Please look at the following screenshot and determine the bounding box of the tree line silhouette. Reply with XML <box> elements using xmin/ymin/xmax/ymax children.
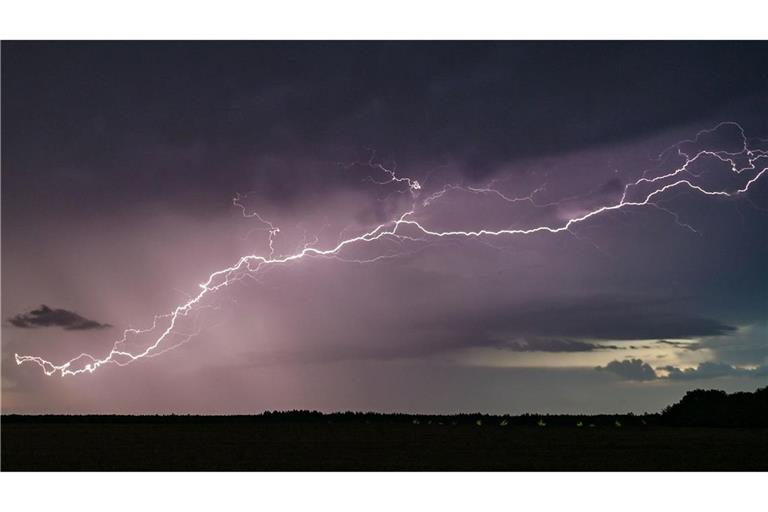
<box><xmin>660</xmin><ymin>386</ymin><xmax>767</xmax><ymax>427</ymax></box>
<box><xmin>4</xmin><ymin>386</ymin><xmax>766</xmax><ymax>427</ymax></box>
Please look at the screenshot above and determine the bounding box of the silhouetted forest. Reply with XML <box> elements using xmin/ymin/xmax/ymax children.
<box><xmin>660</xmin><ymin>386</ymin><xmax>768</xmax><ymax>427</ymax></box>
<box><xmin>3</xmin><ymin>387</ymin><xmax>767</xmax><ymax>471</ymax></box>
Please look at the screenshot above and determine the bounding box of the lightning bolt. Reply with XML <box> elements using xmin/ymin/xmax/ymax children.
<box><xmin>15</xmin><ymin>122</ymin><xmax>767</xmax><ymax>376</ymax></box>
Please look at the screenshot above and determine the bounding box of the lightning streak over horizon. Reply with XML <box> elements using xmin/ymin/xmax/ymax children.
<box><xmin>15</xmin><ymin>123</ymin><xmax>768</xmax><ymax>376</ymax></box>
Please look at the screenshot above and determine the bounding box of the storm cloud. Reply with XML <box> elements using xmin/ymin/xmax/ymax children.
<box><xmin>411</xmin><ymin>296</ymin><xmax>738</xmax><ymax>347</ymax></box>
<box><xmin>597</xmin><ymin>359</ymin><xmax>658</xmax><ymax>381</ymax></box>
<box><xmin>2</xmin><ymin>41</ymin><xmax>767</xmax><ymax>413</ymax></box>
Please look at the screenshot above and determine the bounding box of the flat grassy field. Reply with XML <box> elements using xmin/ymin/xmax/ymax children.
<box><xmin>3</xmin><ymin>416</ymin><xmax>767</xmax><ymax>470</ymax></box>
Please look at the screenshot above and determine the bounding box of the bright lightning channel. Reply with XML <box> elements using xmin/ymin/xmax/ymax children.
<box><xmin>15</xmin><ymin>122</ymin><xmax>768</xmax><ymax>376</ymax></box>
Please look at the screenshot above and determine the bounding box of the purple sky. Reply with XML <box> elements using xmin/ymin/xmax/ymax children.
<box><xmin>2</xmin><ymin>42</ymin><xmax>767</xmax><ymax>413</ymax></box>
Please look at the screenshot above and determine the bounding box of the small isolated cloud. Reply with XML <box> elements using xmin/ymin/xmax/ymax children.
<box><xmin>8</xmin><ymin>305</ymin><xmax>111</xmax><ymax>331</ymax></box>
<box><xmin>597</xmin><ymin>358</ymin><xmax>658</xmax><ymax>381</ymax></box>
<box><xmin>656</xmin><ymin>339</ymin><xmax>702</xmax><ymax>350</ymax></box>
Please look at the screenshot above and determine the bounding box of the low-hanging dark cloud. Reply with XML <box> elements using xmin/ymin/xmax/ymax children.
<box><xmin>495</xmin><ymin>338</ymin><xmax>621</xmax><ymax>352</ymax></box>
<box><xmin>660</xmin><ymin>362</ymin><xmax>768</xmax><ymax>380</ymax></box>
<box><xmin>599</xmin><ymin>358</ymin><xmax>768</xmax><ymax>382</ymax></box>
<box><xmin>418</xmin><ymin>296</ymin><xmax>738</xmax><ymax>344</ymax></box>
<box><xmin>656</xmin><ymin>339</ymin><xmax>703</xmax><ymax>350</ymax></box>
<box><xmin>8</xmin><ymin>305</ymin><xmax>111</xmax><ymax>331</ymax></box>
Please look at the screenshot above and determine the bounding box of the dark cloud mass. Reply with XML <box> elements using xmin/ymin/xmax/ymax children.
<box><xmin>2</xmin><ymin>41</ymin><xmax>767</xmax><ymax>413</ymax></box>
<box><xmin>423</xmin><ymin>297</ymin><xmax>738</xmax><ymax>343</ymax></box>
<box><xmin>8</xmin><ymin>305</ymin><xmax>111</xmax><ymax>331</ymax></box>
<box><xmin>3</xmin><ymin>41</ymin><xmax>768</xmax><ymax>217</ymax></box>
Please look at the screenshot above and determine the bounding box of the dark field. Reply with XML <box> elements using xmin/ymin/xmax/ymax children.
<box><xmin>3</xmin><ymin>415</ymin><xmax>767</xmax><ymax>471</ymax></box>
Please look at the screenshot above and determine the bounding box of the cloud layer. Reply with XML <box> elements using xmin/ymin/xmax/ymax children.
<box><xmin>599</xmin><ymin>358</ymin><xmax>768</xmax><ymax>382</ymax></box>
